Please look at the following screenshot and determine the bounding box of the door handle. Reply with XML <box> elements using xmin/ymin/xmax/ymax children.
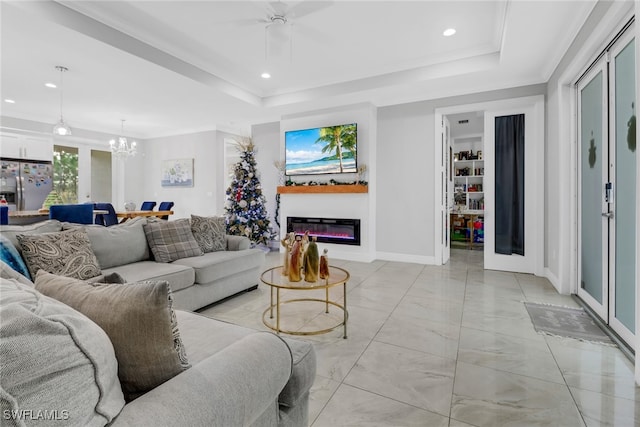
<box><xmin>602</xmin><ymin>212</ymin><xmax>614</xmax><ymax>219</ymax></box>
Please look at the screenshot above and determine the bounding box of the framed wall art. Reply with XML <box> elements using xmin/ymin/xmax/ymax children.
<box><xmin>161</xmin><ymin>158</ymin><xmax>194</xmax><ymax>187</ymax></box>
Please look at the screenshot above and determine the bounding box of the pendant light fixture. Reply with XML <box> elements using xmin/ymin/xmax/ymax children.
<box><xmin>109</xmin><ymin>119</ymin><xmax>137</xmax><ymax>159</ymax></box>
<box><xmin>52</xmin><ymin>65</ymin><xmax>72</xmax><ymax>136</ymax></box>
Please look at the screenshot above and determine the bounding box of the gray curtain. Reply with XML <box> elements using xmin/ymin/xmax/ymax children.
<box><xmin>495</xmin><ymin>114</ymin><xmax>525</xmax><ymax>256</ymax></box>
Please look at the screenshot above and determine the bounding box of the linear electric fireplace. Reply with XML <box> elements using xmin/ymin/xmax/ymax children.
<box><xmin>287</xmin><ymin>217</ymin><xmax>361</xmax><ymax>246</ymax></box>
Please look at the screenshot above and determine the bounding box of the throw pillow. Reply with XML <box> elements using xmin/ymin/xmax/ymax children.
<box><xmin>1</xmin><ymin>278</ymin><xmax>125</xmax><ymax>424</ymax></box>
<box><xmin>0</xmin><ymin>234</ymin><xmax>31</xmax><ymax>280</ymax></box>
<box><xmin>190</xmin><ymin>214</ymin><xmax>226</xmax><ymax>253</ymax></box>
<box><xmin>143</xmin><ymin>218</ymin><xmax>203</xmax><ymax>263</ymax></box>
<box><xmin>16</xmin><ymin>228</ymin><xmax>102</xmax><ymax>280</ymax></box>
<box><xmin>34</xmin><ymin>271</ymin><xmax>191</xmax><ymax>402</ymax></box>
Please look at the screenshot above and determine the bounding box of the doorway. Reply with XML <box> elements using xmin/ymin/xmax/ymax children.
<box><xmin>435</xmin><ymin>96</ymin><xmax>545</xmax><ymax>275</ymax></box>
<box><xmin>446</xmin><ymin>111</ymin><xmax>485</xmax><ymax>252</ymax></box>
<box><xmin>576</xmin><ymin>25</ymin><xmax>636</xmax><ymax>346</ymax></box>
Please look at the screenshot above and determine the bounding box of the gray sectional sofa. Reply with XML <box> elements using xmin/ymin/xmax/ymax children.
<box><xmin>1</xmin><ymin>217</ymin><xmax>266</xmax><ymax>311</ymax></box>
<box><xmin>0</xmin><ymin>217</ymin><xmax>317</xmax><ymax>426</ymax></box>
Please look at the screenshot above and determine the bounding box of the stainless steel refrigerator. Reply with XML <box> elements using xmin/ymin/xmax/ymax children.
<box><xmin>0</xmin><ymin>159</ymin><xmax>53</xmax><ymax>211</ymax></box>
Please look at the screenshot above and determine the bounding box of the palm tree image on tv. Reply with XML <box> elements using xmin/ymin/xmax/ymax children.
<box><xmin>285</xmin><ymin>123</ymin><xmax>357</xmax><ymax>175</ymax></box>
<box><xmin>315</xmin><ymin>124</ymin><xmax>357</xmax><ymax>173</ymax></box>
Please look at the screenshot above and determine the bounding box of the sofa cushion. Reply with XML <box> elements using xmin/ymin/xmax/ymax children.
<box><xmin>69</xmin><ymin>218</ymin><xmax>150</xmax><ymax>268</ymax></box>
<box><xmin>172</xmin><ymin>248</ymin><xmax>264</xmax><ymax>284</ymax></box>
<box><xmin>0</xmin><ymin>219</ymin><xmax>62</xmax><ymax>253</ymax></box>
<box><xmin>278</xmin><ymin>337</ymin><xmax>317</xmax><ymax>407</ymax></box>
<box><xmin>17</xmin><ymin>228</ymin><xmax>102</xmax><ymax>280</ymax></box>
<box><xmin>190</xmin><ymin>214</ymin><xmax>226</xmax><ymax>253</ymax></box>
<box><xmin>0</xmin><ymin>234</ymin><xmax>30</xmax><ymax>279</ymax></box>
<box><xmin>144</xmin><ymin>218</ymin><xmax>203</xmax><ymax>263</ymax></box>
<box><xmin>0</xmin><ymin>278</ymin><xmax>125</xmax><ymax>424</ymax></box>
<box><xmin>102</xmin><ymin>261</ymin><xmax>195</xmax><ymax>292</ymax></box>
<box><xmin>34</xmin><ymin>271</ymin><xmax>191</xmax><ymax>402</ymax></box>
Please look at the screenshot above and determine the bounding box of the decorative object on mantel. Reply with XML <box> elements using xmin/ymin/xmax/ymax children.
<box><xmin>52</xmin><ymin>66</ymin><xmax>72</xmax><ymax>136</ymax></box>
<box><xmin>273</xmin><ymin>160</ymin><xmax>286</xmax><ymax>186</ymax></box>
<box><xmin>225</xmin><ymin>137</ymin><xmax>273</xmax><ymax>246</ymax></box>
<box><xmin>161</xmin><ymin>158</ymin><xmax>193</xmax><ymax>187</ymax></box>
<box><xmin>277</xmin><ymin>184</ymin><xmax>368</xmax><ymax>194</ymax></box>
<box><xmin>109</xmin><ymin>119</ymin><xmax>137</xmax><ymax>159</ymax></box>
<box><xmin>319</xmin><ymin>248</ymin><xmax>329</xmax><ymax>279</ymax></box>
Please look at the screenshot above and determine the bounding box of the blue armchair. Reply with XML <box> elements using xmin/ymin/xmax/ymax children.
<box><xmin>49</xmin><ymin>204</ymin><xmax>94</xmax><ymax>224</ymax></box>
<box><xmin>158</xmin><ymin>202</ymin><xmax>174</xmax><ymax>220</ymax></box>
<box><xmin>94</xmin><ymin>203</ymin><xmax>119</xmax><ymax>227</ymax></box>
<box><xmin>140</xmin><ymin>201</ymin><xmax>156</xmax><ymax>211</ymax></box>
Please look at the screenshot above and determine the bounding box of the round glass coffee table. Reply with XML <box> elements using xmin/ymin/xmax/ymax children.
<box><xmin>260</xmin><ymin>265</ymin><xmax>349</xmax><ymax>339</ymax></box>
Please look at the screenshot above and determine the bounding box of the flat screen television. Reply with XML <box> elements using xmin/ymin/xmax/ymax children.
<box><xmin>285</xmin><ymin>123</ymin><xmax>357</xmax><ymax>176</ymax></box>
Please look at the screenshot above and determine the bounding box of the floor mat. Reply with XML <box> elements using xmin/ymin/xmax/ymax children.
<box><xmin>524</xmin><ymin>302</ymin><xmax>615</xmax><ymax>345</ymax></box>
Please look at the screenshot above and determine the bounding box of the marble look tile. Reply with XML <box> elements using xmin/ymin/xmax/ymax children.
<box><xmin>449</xmin><ymin>419</ymin><xmax>480</xmax><ymax>427</ymax></box>
<box><xmin>346</xmin><ymin>284</ymin><xmax>405</xmax><ymax>313</ymax></box>
<box><xmin>311</xmin><ymin>334</ymin><xmax>372</xmax><ymax>382</ymax></box>
<box><xmin>546</xmin><ymin>336</ymin><xmax>640</xmax><ymax>402</ymax></box>
<box><xmin>344</xmin><ymin>341</ymin><xmax>456</xmax><ymax>416</ymax></box>
<box><xmin>451</xmin><ymin>362</ymin><xmax>585</xmax><ymax>427</ymax></box>
<box><xmin>393</xmin><ymin>293</ymin><xmax>464</xmax><ymax>325</ymax></box>
<box><xmin>461</xmin><ymin>306</ymin><xmax>544</xmax><ymax>342</ymax></box>
<box><xmin>569</xmin><ymin>387</ymin><xmax>640</xmax><ymax>427</ymax></box>
<box><xmin>457</xmin><ymin>327</ymin><xmax>564</xmax><ymax>384</ymax></box>
<box><xmin>374</xmin><ymin>311</ymin><xmax>460</xmax><ymax>360</ymax></box>
<box><xmin>308</xmin><ymin>375</ymin><xmax>340</xmax><ymax>425</ymax></box>
<box><xmin>311</xmin><ymin>384</ymin><xmax>449</xmax><ymax>427</ymax></box>
<box><xmin>465</xmin><ymin>270</ymin><xmax>520</xmax><ymax>289</ymax></box>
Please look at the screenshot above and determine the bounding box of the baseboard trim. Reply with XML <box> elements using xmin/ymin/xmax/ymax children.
<box><xmin>544</xmin><ymin>268</ymin><xmax>562</xmax><ymax>294</ymax></box>
<box><xmin>375</xmin><ymin>252</ymin><xmax>437</xmax><ymax>265</ymax></box>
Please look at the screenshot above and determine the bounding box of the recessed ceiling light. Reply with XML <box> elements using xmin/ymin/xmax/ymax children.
<box><xmin>261</xmin><ymin>72</ymin><xmax>271</xmax><ymax>79</ymax></box>
<box><xmin>4</xmin><ymin>99</ymin><xmax>15</xmax><ymax>104</ymax></box>
<box><xmin>45</xmin><ymin>82</ymin><xmax>57</xmax><ymax>88</ymax></box>
<box><xmin>443</xmin><ymin>28</ymin><xmax>456</xmax><ymax>37</ymax></box>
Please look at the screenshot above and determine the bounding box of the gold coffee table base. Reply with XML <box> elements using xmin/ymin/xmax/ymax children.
<box><xmin>262</xmin><ymin>298</ymin><xmax>349</xmax><ymax>337</ymax></box>
<box><xmin>260</xmin><ymin>266</ymin><xmax>350</xmax><ymax>339</ymax></box>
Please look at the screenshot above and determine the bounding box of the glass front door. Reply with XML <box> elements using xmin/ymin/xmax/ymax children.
<box><xmin>577</xmin><ymin>28</ymin><xmax>636</xmax><ymax>346</ymax></box>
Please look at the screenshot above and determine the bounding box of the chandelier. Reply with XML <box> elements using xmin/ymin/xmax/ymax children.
<box><xmin>109</xmin><ymin>119</ymin><xmax>137</xmax><ymax>159</ymax></box>
<box><xmin>52</xmin><ymin>66</ymin><xmax>72</xmax><ymax>136</ymax></box>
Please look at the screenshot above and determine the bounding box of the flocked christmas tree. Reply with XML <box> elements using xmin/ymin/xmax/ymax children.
<box><xmin>225</xmin><ymin>138</ymin><xmax>272</xmax><ymax>246</ymax></box>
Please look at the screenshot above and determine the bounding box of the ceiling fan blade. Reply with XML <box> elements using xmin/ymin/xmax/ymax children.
<box><xmin>212</xmin><ymin>18</ymin><xmax>265</xmax><ymax>29</ymax></box>
<box><xmin>287</xmin><ymin>1</ymin><xmax>333</xmax><ymax>20</ymax></box>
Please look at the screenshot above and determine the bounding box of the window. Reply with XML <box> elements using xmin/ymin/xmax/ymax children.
<box><xmin>53</xmin><ymin>145</ymin><xmax>78</xmax><ymax>203</ymax></box>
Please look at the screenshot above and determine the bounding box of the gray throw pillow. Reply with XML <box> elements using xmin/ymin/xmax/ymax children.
<box><xmin>17</xmin><ymin>228</ymin><xmax>102</xmax><ymax>280</ymax></box>
<box><xmin>143</xmin><ymin>218</ymin><xmax>203</xmax><ymax>263</ymax></box>
<box><xmin>34</xmin><ymin>271</ymin><xmax>191</xmax><ymax>402</ymax></box>
<box><xmin>1</xmin><ymin>277</ymin><xmax>125</xmax><ymax>423</ymax></box>
<box><xmin>190</xmin><ymin>214</ymin><xmax>226</xmax><ymax>253</ymax></box>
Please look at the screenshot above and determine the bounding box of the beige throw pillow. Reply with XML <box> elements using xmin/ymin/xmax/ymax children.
<box><xmin>143</xmin><ymin>218</ymin><xmax>203</xmax><ymax>263</ymax></box>
<box><xmin>17</xmin><ymin>228</ymin><xmax>102</xmax><ymax>280</ymax></box>
<box><xmin>34</xmin><ymin>271</ymin><xmax>191</xmax><ymax>402</ymax></box>
<box><xmin>190</xmin><ymin>214</ymin><xmax>227</xmax><ymax>253</ymax></box>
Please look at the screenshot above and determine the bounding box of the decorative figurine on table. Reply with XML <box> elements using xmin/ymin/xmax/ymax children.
<box><xmin>289</xmin><ymin>235</ymin><xmax>303</xmax><ymax>282</ymax></box>
<box><xmin>319</xmin><ymin>248</ymin><xmax>329</xmax><ymax>279</ymax></box>
<box><xmin>303</xmin><ymin>236</ymin><xmax>319</xmax><ymax>283</ymax></box>
<box><xmin>301</xmin><ymin>230</ymin><xmax>310</xmax><ymax>251</ymax></box>
<box><xmin>281</xmin><ymin>232</ymin><xmax>295</xmax><ymax>276</ymax></box>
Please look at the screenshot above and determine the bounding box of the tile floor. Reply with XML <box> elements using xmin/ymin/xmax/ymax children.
<box><xmin>199</xmin><ymin>249</ymin><xmax>640</xmax><ymax>426</ymax></box>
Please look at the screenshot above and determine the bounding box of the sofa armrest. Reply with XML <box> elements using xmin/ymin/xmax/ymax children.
<box><xmin>226</xmin><ymin>235</ymin><xmax>251</xmax><ymax>251</ymax></box>
<box><xmin>111</xmin><ymin>332</ymin><xmax>293</xmax><ymax>427</ymax></box>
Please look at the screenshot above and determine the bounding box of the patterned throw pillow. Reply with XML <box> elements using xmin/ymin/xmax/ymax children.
<box><xmin>34</xmin><ymin>271</ymin><xmax>191</xmax><ymax>402</ymax></box>
<box><xmin>190</xmin><ymin>215</ymin><xmax>226</xmax><ymax>253</ymax></box>
<box><xmin>143</xmin><ymin>218</ymin><xmax>203</xmax><ymax>263</ymax></box>
<box><xmin>17</xmin><ymin>228</ymin><xmax>101</xmax><ymax>280</ymax></box>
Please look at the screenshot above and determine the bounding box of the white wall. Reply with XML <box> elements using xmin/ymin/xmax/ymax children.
<box><xmin>252</xmin><ymin>121</ymin><xmax>281</xmax><ymax>235</ymax></box>
<box><xmin>278</xmin><ymin>103</ymin><xmax>377</xmax><ymax>262</ymax></box>
<box><xmin>137</xmin><ymin>130</ymin><xmax>224</xmax><ymax>219</ymax></box>
<box><xmin>376</xmin><ymin>85</ymin><xmax>546</xmax><ymax>263</ymax></box>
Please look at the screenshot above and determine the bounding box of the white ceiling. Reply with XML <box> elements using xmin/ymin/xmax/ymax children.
<box><xmin>0</xmin><ymin>1</ymin><xmax>597</xmax><ymax>139</ymax></box>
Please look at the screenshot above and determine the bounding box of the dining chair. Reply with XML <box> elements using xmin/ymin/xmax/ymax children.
<box><xmin>94</xmin><ymin>202</ymin><xmax>119</xmax><ymax>227</ymax></box>
<box><xmin>0</xmin><ymin>206</ymin><xmax>8</xmax><ymax>225</ymax></box>
<box><xmin>49</xmin><ymin>204</ymin><xmax>94</xmax><ymax>224</ymax></box>
<box><xmin>140</xmin><ymin>201</ymin><xmax>156</xmax><ymax>211</ymax></box>
<box><xmin>157</xmin><ymin>202</ymin><xmax>174</xmax><ymax>220</ymax></box>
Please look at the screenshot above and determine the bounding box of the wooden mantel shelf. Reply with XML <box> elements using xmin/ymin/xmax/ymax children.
<box><xmin>277</xmin><ymin>184</ymin><xmax>368</xmax><ymax>194</ymax></box>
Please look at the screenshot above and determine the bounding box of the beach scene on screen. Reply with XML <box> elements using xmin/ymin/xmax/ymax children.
<box><xmin>285</xmin><ymin>123</ymin><xmax>357</xmax><ymax>175</ymax></box>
